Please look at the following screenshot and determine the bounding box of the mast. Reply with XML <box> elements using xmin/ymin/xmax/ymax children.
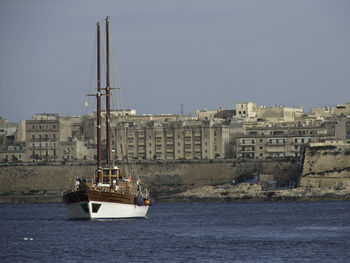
<box><xmin>96</xmin><ymin>22</ymin><xmax>102</xmax><ymax>183</ymax></box>
<box><xmin>105</xmin><ymin>16</ymin><xmax>111</xmax><ymax>168</ymax></box>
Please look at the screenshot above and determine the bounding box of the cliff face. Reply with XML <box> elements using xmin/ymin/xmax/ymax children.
<box><xmin>301</xmin><ymin>145</ymin><xmax>350</xmax><ymax>188</ymax></box>
<box><xmin>0</xmin><ymin>159</ymin><xmax>298</xmax><ymax>202</ymax></box>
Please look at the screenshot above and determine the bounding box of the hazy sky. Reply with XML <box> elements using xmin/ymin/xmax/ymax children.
<box><xmin>1</xmin><ymin>0</ymin><xmax>350</xmax><ymax>122</ymax></box>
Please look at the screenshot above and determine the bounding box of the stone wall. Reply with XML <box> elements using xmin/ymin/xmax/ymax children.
<box><xmin>300</xmin><ymin>145</ymin><xmax>350</xmax><ymax>188</ymax></box>
<box><xmin>0</xmin><ymin>159</ymin><xmax>299</xmax><ymax>201</ymax></box>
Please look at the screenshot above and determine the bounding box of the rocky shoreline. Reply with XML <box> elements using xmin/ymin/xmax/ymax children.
<box><xmin>1</xmin><ymin>182</ymin><xmax>350</xmax><ymax>204</ymax></box>
<box><xmin>159</xmin><ymin>183</ymin><xmax>350</xmax><ymax>203</ymax></box>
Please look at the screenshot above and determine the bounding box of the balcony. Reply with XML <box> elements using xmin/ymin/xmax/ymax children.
<box><xmin>266</xmin><ymin>147</ymin><xmax>286</xmax><ymax>153</ymax></box>
<box><xmin>267</xmin><ymin>138</ymin><xmax>287</xmax><ymax>145</ymax></box>
<box><xmin>194</xmin><ymin>147</ymin><xmax>201</xmax><ymax>152</ymax></box>
<box><xmin>240</xmin><ymin>148</ymin><xmax>255</xmax><ymax>153</ymax></box>
<box><xmin>240</xmin><ymin>139</ymin><xmax>255</xmax><ymax>146</ymax></box>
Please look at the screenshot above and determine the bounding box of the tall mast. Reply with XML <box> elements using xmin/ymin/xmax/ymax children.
<box><xmin>96</xmin><ymin>22</ymin><xmax>102</xmax><ymax>183</ymax></box>
<box><xmin>105</xmin><ymin>16</ymin><xmax>111</xmax><ymax>168</ymax></box>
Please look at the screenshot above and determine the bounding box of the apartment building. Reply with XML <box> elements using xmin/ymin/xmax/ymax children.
<box><xmin>25</xmin><ymin>114</ymin><xmax>60</xmax><ymax>162</ymax></box>
<box><xmin>235</xmin><ymin>124</ymin><xmax>333</xmax><ymax>159</ymax></box>
<box><xmin>112</xmin><ymin>119</ymin><xmax>230</xmax><ymax>161</ymax></box>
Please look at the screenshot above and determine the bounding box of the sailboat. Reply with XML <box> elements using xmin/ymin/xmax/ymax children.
<box><xmin>63</xmin><ymin>17</ymin><xmax>154</xmax><ymax>219</ymax></box>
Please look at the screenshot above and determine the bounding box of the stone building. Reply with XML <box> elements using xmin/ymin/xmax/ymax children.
<box><xmin>25</xmin><ymin>114</ymin><xmax>60</xmax><ymax>162</ymax></box>
<box><xmin>0</xmin><ymin>117</ymin><xmax>27</xmax><ymax>163</ymax></box>
<box><xmin>235</xmin><ymin>123</ymin><xmax>332</xmax><ymax>159</ymax></box>
<box><xmin>195</xmin><ymin>109</ymin><xmax>220</xmax><ymax>120</ymax></box>
<box><xmin>256</xmin><ymin>106</ymin><xmax>303</xmax><ymax>123</ymax></box>
<box><xmin>60</xmin><ymin>140</ymin><xmax>96</xmax><ymax>162</ymax></box>
<box><xmin>236</xmin><ymin>102</ymin><xmax>257</xmax><ymax>119</ymax></box>
<box><xmin>0</xmin><ymin>145</ymin><xmax>27</xmax><ymax>163</ymax></box>
<box><xmin>112</xmin><ymin>119</ymin><xmax>230</xmax><ymax>161</ymax></box>
<box><xmin>235</xmin><ymin>102</ymin><xmax>303</xmax><ymax>123</ymax></box>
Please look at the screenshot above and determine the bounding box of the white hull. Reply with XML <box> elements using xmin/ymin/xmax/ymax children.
<box><xmin>65</xmin><ymin>201</ymin><xmax>149</xmax><ymax>219</ymax></box>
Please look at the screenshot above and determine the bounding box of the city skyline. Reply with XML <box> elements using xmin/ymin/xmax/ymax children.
<box><xmin>1</xmin><ymin>0</ymin><xmax>350</xmax><ymax>122</ymax></box>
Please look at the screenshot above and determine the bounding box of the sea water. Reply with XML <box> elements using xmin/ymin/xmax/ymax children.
<box><xmin>1</xmin><ymin>201</ymin><xmax>350</xmax><ymax>262</ymax></box>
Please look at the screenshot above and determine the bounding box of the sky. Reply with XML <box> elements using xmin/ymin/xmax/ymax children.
<box><xmin>0</xmin><ymin>0</ymin><xmax>350</xmax><ymax>122</ymax></box>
